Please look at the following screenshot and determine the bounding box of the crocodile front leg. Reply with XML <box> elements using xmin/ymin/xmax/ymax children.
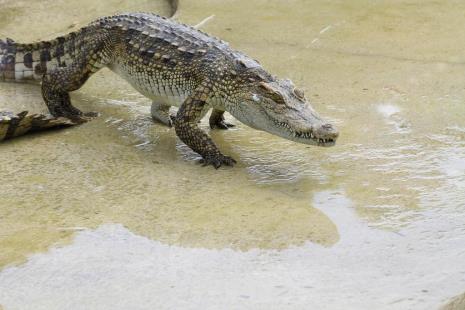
<box><xmin>174</xmin><ymin>89</ymin><xmax>236</xmax><ymax>168</ymax></box>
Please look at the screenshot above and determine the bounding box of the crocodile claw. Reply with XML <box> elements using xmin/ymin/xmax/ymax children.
<box><xmin>167</xmin><ymin>114</ymin><xmax>177</xmax><ymax>127</ymax></box>
<box><xmin>83</xmin><ymin>111</ymin><xmax>100</xmax><ymax>118</ymax></box>
<box><xmin>200</xmin><ymin>154</ymin><xmax>237</xmax><ymax>169</ymax></box>
<box><xmin>66</xmin><ymin>111</ymin><xmax>99</xmax><ymax>124</ymax></box>
<box><xmin>66</xmin><ymin>116</ymin><xmax>88</xmax><ymax>124</ymax></box>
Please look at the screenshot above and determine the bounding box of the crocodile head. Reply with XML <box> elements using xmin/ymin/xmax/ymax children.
<box><xmin>232</xmin><ymin>76</ymin><xmax>339</xmax><ymax>147</ymax></box>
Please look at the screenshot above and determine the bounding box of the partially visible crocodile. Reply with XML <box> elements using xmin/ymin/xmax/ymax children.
<box><xmin>0</xmin><ymin>12</ymin><xmax>339</xmax><ymax>168</ymax></box>
<box><xmin>0</xmin><ymin>111</ymin><xmax>76</xmax><ymax>141</ymax></box>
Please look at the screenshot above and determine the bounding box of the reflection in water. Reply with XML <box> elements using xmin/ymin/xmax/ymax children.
<box><xmin>0</xmin><ymin>191</ymin><xmax>464</xmax><ymax>310</ymax></box>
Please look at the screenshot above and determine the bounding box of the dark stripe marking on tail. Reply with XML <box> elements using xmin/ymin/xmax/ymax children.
<box><xmin>0</xmin><ymin>38</ymin><xmax>16</xmax><ymax>81</ymax></box>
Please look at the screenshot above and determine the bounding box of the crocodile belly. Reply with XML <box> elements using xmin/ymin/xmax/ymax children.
<box><xmin>109</xmin><ymin>63</ymin><xmax>189</xmax><ymax>107</ymax></box>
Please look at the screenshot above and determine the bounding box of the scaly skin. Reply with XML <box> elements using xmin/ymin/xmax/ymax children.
<box><xmin>0</xmin><ymin>111</ymin><xmax>76</xmax><ymax>140</ymax></box>
<box><xmin>0</xmin><ymin>13</ymin><xmax>339</xmax><ymax>168</ymax></box>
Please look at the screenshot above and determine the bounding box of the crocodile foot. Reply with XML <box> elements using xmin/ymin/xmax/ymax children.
<box><xmin>83</xmin><ymin>111</ymin><xmax>100</xmax><ymax>118</ymax></box>
<box><xmin>200</xmin><ymin>154</ymin><xmax>237</xmax><ymax>169</ymax></box>
<box><xmin>151</xmin><ymin>102</ymin><xmax>174</xmax><ymax>127</ymax></box>
<box><xmin>65</xmin><ymin>112</ymin><xmax>98</xmax><ymax>124</ymax></box>
<box><xmin>210</xmin><ymin>120</ymin><xmax>235</xmax><ymax>130</ymax></box>
<box><xmin>209</xmin><ymin>110</ymin><xmax>235</xmax><ymax>130</ymax></box>
<box><xmin>166</xmin><ymin>114</ymin><xmax>177</xmax><ymax>127</ymax></box>
<box><xmin>153</xmin><ymin>116</ymin><xmax>173</xmax><ymax>127</ymax></box>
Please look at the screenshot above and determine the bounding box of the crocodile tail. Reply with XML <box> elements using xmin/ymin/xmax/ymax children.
<box><xmin>0</xmin><ymin>38</ymin><xmax>17</xmax><ymax>81</ymax></box>
<box><xmin>0</xmin><ymin>37</ymin><xmax>54</xmax><ymax>83</ymax></box>
<box><xmin>0</xmin><ymin>111</ymin><xmax>77</xmax><ymax>141</ymax></box>
<box><xmin>0</xmin><ymin>30</ymin><xmax>87</xmax><ymax>83</ymax></box>
<box><xmin>0</xmin><ymin>37</ymin><xmax>63</xmax><ymax>83</ymax></box>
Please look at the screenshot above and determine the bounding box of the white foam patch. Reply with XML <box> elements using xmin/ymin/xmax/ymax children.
<box><xmin>442</xmin><ymin>158</ymin><xmax>465</xmax><ymax>177</ymax></box>
<box><xmin>377</xmin><ymin>103</ymin><xmax>400</xmax><ymax>117</ymax></box>
<box><xmin>376</xmin><ymin>103</ymin><xmax>411</xmax><ymax>132</ymax></box>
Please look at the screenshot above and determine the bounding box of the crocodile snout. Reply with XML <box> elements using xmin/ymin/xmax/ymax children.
<box><xmin>315</xmin><ymin>122</ymin><xmax>339</xmax><ymax>140</ymax></box>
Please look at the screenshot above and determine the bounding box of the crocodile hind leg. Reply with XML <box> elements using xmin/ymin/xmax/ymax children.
<box><xmin>174</xmin><ymin>87</ymin><xmax>236</xmax><ymax>168</ymax></box>
<box><xmin>41</xmin><ymin>56</ymin><xmax>103</xmax><ymax>122</ymax></box>
<box><xmin>151</xmin><ymin>101</ymin><xmax>173</xmax><ymax>127</ymax></box>
<box><xmin>151</xmin><ymin>102</ymin><xmax>211</xmax><ymax>127</ymax></box>
<box><xmin>209</xmin><ymin>109</ymin><xmax>235</xmax><ymax>130</ymax></box>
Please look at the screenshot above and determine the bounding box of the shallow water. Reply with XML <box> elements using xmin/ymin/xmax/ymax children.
<box><xmin>1</xmin><ymin>0</ymin><xmax>465</xmax><ymax>309</ymax></box>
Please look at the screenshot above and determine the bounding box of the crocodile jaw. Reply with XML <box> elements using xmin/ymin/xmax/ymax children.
<box><xmin>232</xmin><ymin>101</ymin><xmax>339</xmax><ymax>147</ymax></box>
<box><xmin>265</xmin><ymin>121</ymin><xmax>339</xmax><ymax>147</ymax></box>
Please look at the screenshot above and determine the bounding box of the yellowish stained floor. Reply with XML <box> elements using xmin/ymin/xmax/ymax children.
<box><xmin>0</xmin><ymin>0</ymin><xmax>464</xmax><ymax>309</ymax></box>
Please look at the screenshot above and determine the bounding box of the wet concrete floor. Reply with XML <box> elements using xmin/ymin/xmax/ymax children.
<box><xmin>0</xmin><ymin>0</ymin><xmax>464</xmax><ymax>309</ymax></box>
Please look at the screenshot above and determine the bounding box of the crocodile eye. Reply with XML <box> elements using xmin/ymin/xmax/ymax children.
<box><xmin>252</xmin><ymin>93</ymin><xmax>260</xmax><ymax>102</ymax></box>
<box><xmin>294</xmin><ymin>88</ymin><xmax>305</xmax><ymax>99</ymax></box>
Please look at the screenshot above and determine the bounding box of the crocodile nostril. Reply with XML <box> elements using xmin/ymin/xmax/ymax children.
<box><xmin>322</xmin><ymin>123</ymin><xmax>334</xmax><ymax>130</ymax></box>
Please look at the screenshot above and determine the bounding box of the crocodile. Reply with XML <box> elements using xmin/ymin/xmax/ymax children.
<box><xmin>0</xmin><ymin>12</ymin><xmax>339</xmax><ymax>168</ymax></box>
